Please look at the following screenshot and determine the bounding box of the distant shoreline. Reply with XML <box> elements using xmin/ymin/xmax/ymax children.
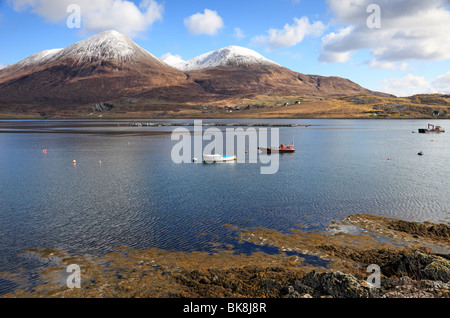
<box><xmin>1</xmin><ymin>117</ymin><xmax>449</xmax><ymax>122</ymax></box>
<box><xmin>0</xmin><ymin>117</ymin><xmax>447</xmax><ymax>136</ymax></box>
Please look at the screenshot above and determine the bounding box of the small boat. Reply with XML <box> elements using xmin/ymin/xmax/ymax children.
<box><xmin>259</xmin><ymin>142</ymin><xmax>295</xmax><ymax>154</ymax></box>
<box><xmin>203</xmin><ymin>154</ymin><xmax>237</xmax><ymax>163</ymax></box>
<box><xmin>418</xmin><ymin>124</ymin><xmax>445</xmax><ymax>134</ymax></box>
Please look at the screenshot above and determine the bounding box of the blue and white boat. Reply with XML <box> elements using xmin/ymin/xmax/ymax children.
<box><xmin>203</xmin><ymin>154</ymin><xmax>237</xmax><ymax>163</ymax></box>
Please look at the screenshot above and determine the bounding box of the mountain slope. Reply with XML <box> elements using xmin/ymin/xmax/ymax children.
<box><xmin>0</xmin><ymin>30</ymin><xmax>389</xmax><ymax>109</ymax></box>
<box><xmin>170</xmin><ymin>46</ymin><xmax>279</xmax><ymax>71</ymax></box>
<box><xmin>186</xmin><ymin>62</ymin><xmax>385</xmax><ymax>97</ymax></box>
<box><xmin>170</xmin><ymin>45</ymin><xmax>387</xmax><ymax>97</ymax></box>
<box><xmin>0</xmin><ymin>30</ymin><xmax>202</xmax><ymax>105</ymax></box>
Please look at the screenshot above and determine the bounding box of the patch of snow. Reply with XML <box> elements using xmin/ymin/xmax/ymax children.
<box><xmin>53</xmin><ymin>30</ymin><xmax>159</xmax><ymax>63</ymax></box>
<box><xmin>161</xmin><ymin>53</ymin><xmax>186</xmax><ymax>70</ymax></box>
<box><xmin>4</xmin><ymin>49</ymin><xmax>63</xmax><ymax>70</ymax></box>
<box><xmin>1</xmin><ymin>33</ymin><xmax>279</xmax><ymax>76</ymax></box>
<box><xmin>1</xmin><ymin>30</ymin><xmax>164</xmax><ymax>75</ymax></box>
<box><xmin>179</xmin><ymin>46</ymin><xmax>279</xmax><ymax>71</ymax></box>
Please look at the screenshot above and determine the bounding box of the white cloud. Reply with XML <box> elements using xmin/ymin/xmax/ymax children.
<box><xmin>382</xmin><ymin>74</ymin><xmax>435</xmax><ymax>97</ymax></box>
<box><xmin>7</xmin><ymin>0</ymin><xmax>164</xmax><ymax>38</ymax></box>
<box><xmin>383</xmin><ymin>71</ymin><xmax>450</xmax><ymax>96</ymax></box>
<box><xmin>233</xmin><ymin>27</ymin><xmax>245</xmax><ymax>40</ymax></box>
<box><xmin>432</xmin><ymin>71</ymin><xmax>450</xmax><ymax>94</ymax></box>
<box><xmin>318</xmin><ymin>26</ymin><xmax>355</xmax><ymax>63</ymax></box>
<box><xmin>160</xmin><ymin>53</ymin><xmax>182</xmax><ymax>60</ymax></box>
<box><xmin>0</xmin><ymin>64</ymin><xmax>6</xmax><ymax>70</ymax></box>
<box><xmin>388</xmin><ymin>74</ymin><xmax>431</xmax><ymax>89</ymax></box>
<box><xmin>184</xmin><ymin>9</ymin><xmax>224</xmax><ymax>36</ymax></box>
<box><xmin>321</xmin><ymin>0</ymin><xmax>450</xmax><ymax>65</ymax></box>
<box><xmin>369</xmin><ymin>59</ymin><xmax>408</xmax><ymax>72</ymax></box>
<box><xmin>161</xmin><ymin>52</ymin><xmax>184</xmax><ymax>64</ymax></box>
<box><xmin>251</xmin><ymin>17</ymin><xmax>326</xmax><ymax>50</ymax></box>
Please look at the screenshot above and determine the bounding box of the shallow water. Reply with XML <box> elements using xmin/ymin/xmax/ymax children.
<box><xmin>0</xmin><ymin>119</ymin><xmax>449</xmax><ymax>294</ymax></box>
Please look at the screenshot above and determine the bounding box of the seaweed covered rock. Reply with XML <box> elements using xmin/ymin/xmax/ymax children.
<box><xmin>295</xmin><ymin>270</ymin><xmax>376</xmax><ymax>298</ymax></box>
<box><xmin>382</xmin><ymin>276</ymin><xmax>450</xmax><ymax>298</ymax></box>
<box><xmin>383</xmin><ymin>250</ymin><xmax>450</xmax><ymax>282</ymax></box>
<box><xmin>387</xmin><ymin>220</ymin><xmax>450</xmax><ymax>241</ymax></box>
<box><xmin>422</xmin><ymin>255</ymin><xmax>450</xmax><ymax>282</ymax></box>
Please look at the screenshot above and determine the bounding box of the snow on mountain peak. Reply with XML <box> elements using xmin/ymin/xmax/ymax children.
<box><xmin>2</xmin><ymin>32</ymin><xmax>279</xmax><ymax>77</ymax></box>
<box><xmin>0</xmin><ymin>48</ymin><xmax>63</xmax><ymax>74</ymax></box>
<box><xmin>32</xmin><ymin>49</ymin><xmax>63</xmax><ymax>63</ymax></box>
<box><xmin>161</xmin><ymin>53</ymin><xmax>186</xmax><ymax>70</ymax></box>
<box><xmin>54</xmin><ymin>30</ymin><xmax>160</xmax><ymax>64</ymax></box>
<box><xmin>174</xmin><ymin>45</ymin><xmax>279</xmax><ymax>71</ymax></box>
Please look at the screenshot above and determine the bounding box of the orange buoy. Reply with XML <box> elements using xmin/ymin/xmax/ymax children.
<box><xmin>387</xmin><ymin>157</ymin><xmax>391</xmax><ymax>160</ymax></box>
<box><xmin>43</xmin><ymin>149</ymin><xmax>47</xmax><ymax>153</ymax></box>
<box><xmin>99</xmin><ymin>161</ymin><xmax>102</xmax><ymax>164</ymax></box>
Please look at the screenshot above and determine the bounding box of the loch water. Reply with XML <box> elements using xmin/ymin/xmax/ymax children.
<box><xmin>0</xmin><ymin>119</ymin><xmax>449</xmax><ymax>294</ymax></box>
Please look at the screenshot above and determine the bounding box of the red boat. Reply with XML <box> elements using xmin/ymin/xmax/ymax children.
<box><xmin>259</xmin><ymin>142</ymin><xmax>295</xmax><ymax>153</ymax></box>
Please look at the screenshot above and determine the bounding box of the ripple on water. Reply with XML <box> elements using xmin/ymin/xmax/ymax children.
<box><xmin>1</xmin><ymin>119</ymin><xmax>450</xmax><ymax>293</ymax></box>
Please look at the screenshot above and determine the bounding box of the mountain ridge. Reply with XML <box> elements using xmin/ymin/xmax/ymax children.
<box><xmin>164</xmin><ymin>45</ymin><xmax>280</xmax><ymax>71</ymax></box>
<box><xmin>0</xmin><ymin>30</ymin><xmax>391</xmax><ymax>110</ymax></box>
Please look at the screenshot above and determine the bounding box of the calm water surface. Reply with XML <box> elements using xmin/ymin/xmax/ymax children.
<box><xmin>0</xmin><ymin>119</ymin><xmax>449</xmax><ymax>294</ymax></box>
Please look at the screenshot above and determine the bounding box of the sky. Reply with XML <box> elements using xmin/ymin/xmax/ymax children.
<box><xmin>1</xmin><ymin>0</ymin><xmax>450</xmax><ymax>97</ymax></box>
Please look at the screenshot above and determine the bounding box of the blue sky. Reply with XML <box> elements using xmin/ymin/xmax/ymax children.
<box><xmin>1</xmin><ymin>0</ymin><xmax>450</xmax><ymax>96</ymax></box>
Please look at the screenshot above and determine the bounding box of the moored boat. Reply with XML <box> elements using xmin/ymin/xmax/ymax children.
<box><xmin>259</xmin><ymin>142</ymin><xmax>295</xmax><ymax>153</ymax></box>
<box><xmin>203</xmin><ymin>154</ymin><xmax>237</xmax><ymax>163</ymax></box>
<box><xmin>418</xmin><ymin>124</ymin><xmax>445</xmax><ymax>133</ymax></box>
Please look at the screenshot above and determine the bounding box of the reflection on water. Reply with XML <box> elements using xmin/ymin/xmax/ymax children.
<box><xmin>0</xmin><ymin>119</ymin><xmax>449</xmax><ymax>294</ymax></box>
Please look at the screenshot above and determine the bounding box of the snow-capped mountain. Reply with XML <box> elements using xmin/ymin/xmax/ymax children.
<box><xmin>0</xmin><ymin>30</ymin><xmax>163</xmax><ymax>79</ymax></box>
<box><xmin>0</xmin><ymin>30</ymin><xmax>198</xmax><ymax>105</ymax></box>
<box><xmin>13</xmin><ymin>49</ymin><xmax>63</xmax><ymax>68</ymax></box>
<box><xmin>0</xmin><ymin>49</ymin><xmax>63</xmax><ymax>78</ymax></box>
<box><xmin>0</xmin><ymin>30</ymin><xmax>386</xmax><ymax>108</ymax></box>
<box><xmin>167</xmin><ymin>46</ymin><xmax>279</xmax><ymax>71</ymax></box>
<box><xmin>54</xmin><ymin>30</ymin><xmax>162</xmax><ymax>64</ymax></box>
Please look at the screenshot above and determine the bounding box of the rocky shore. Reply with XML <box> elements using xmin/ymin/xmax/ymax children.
<box><xmin>1</xmin><ymin>214</ymin><xmax>449</xmax><ymax>298</ymax></box>
<box><xmin>280</xmin><ymin>251</ymin><xmax>450</xmax><ymax>298</ymax></box>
